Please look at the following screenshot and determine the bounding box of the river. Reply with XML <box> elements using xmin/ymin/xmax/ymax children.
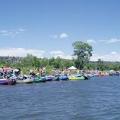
<box><xmin>0</xmin><ymin>76</ymin><xmax>120</xmax><ymax>120</ymax></box>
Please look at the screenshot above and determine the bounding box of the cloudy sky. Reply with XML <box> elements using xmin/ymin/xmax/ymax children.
<box><xmin>0</xmin><ymin>0</ymin><xmax>120</xmax><ymax>61</ymax></box>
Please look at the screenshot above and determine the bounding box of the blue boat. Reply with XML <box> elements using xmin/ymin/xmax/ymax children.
<box><xmin>59</xmin><ymin>75</ymin><xmax>68</xmax><ymax>81</ymax></box>
<box><xmin>45</xmin><ymin>76</ymin><xmax>54</xmax><ymax>81</ymax></box>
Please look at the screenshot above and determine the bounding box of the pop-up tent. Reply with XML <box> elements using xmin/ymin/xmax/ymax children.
<box><xmin>68</xmin><ymin>66</ymin><xmax>77</xmax><ymax>70</ymax></box>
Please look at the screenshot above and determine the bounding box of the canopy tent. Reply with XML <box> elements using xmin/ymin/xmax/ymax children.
<box><xmin>68</xmin><ymin>66</ymin><xmax>77</xmax><ymax>70</ymax></box>
<box><xmin>13</xmin><ymin>69</ymin><xmax>19</xmax><ymax>72</ymax></box>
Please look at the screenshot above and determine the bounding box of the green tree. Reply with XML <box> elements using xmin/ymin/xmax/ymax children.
<box><xmin>40</xmin><ymin>58</ymin><xmax>49</xmax><ymax>67</ymax></box>
<box><xmin>72</xmin><ymin>41</ymin><xmax>92</xmax><ymax>69</ymax></box>
<box><xmin>49</xmin><ymin>57</ymin><xmax>55</xmax><ymax>67</ymax></box>
<box><xmin>97</xmin><ymin>59</ymin><xmax>105</xmax><ymax>71</ymax></box>
<box><xmin>54</xmin><ymin>57</ymin><xmax>61</xmax><ymax>69</ymax></box>
<box><xmin>32</xmin><ymin>56</ymin><xmax>40</xmax><ymax>68</ymax></box>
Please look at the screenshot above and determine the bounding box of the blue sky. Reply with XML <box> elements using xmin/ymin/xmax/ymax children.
<box><xmin>0</xmin><ymin>0</ymin><xmax>120</xmax><ymax>61</ymax></box>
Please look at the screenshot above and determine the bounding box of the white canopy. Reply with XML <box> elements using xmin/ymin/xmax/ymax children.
<box><xmin>68</xmin><ymin>66</ymin><xmax>77</xmax><ymax>70</ymax></box>
<box><xmin>13</xmin><ymin>69</ymin><xmax>19</xmax><ymax>72</ymax></box>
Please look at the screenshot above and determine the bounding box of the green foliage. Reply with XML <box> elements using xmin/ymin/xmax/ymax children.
<box><xmin>0</xmin><ymin>53</ymin><xmax>120</xmax><ymax>74</ymax></box>
<box><xmin>97</xmin><ymin>59</ymin><xmax>105</xmax><ymax>71</ymax></box>
<box><xmin>72</xmin><ymin>41</ymin><xmax>93</xmax><ymax>69</ymax></box>
<box><xmin>48</xmin><ymin>57</ymin><xmax>74</xmax><ymax>69</ymax></box>
<box><xmin>45</xmin><ymin>65</ymin><xmax>54</xmax><ymax>74</ymax></box>
<box><xmin>40</xmin><ymin>58</ymin><xmax>49</xmax><ymax>67</ymax></box>
<box><xmin>0</xmin><ymin>54</ymin><xmax>75</xmax><ymax>74</ymax></box>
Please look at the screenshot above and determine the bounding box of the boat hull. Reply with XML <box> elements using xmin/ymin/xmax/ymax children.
<box><xmin>59</xmin><ymin>76</ymin><xmax>68</xmax><ymax>81</ymax></box>
<box><xmin>16</xmin><ymin>79</ymin><xmax>33</xmax><ymax>84</ymax></box>
<box><xmin>33</xmin><ymin>77</ymin><xmax>46</xmax><ymax>83</ymax></box>
<box><xmin>69</xmin><ymin>76</ymin><xmax>85</xmax><ymax>80</ymax></box>
<box><xmin>0</xmin><ymin>79</ymin><xmax>16</xmax><ymax>85</ymax></box>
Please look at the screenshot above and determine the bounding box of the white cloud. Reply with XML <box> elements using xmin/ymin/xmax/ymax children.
<box><xmin>0</xmin><ymin>48</ymin><xmax>45</xmax><ymax>58</ymax></box>
<box><xmin>82</xmin><ymin>38</ymin><xmax>120</xmax><ymax>44</ymax></box>
<box><xmin>0</xmin><ymin>30</ymin><xmax>8</xmax><ymax>33</ymax></box>
<box><xmin>107</xmin><ymin>38</ymin><xmax>120</xmax><ymax>43</ymax></box>
<box><xmin>0</xmin><ymin>30</ymin><xmax>11</xmax><ymax>36</ymax></box>
<box><xmin>91</xmin><ymin>51</ymin><xmax>120</xmax><ymax>61</ymax></box>
<box><xmin>59</xmin><ymin>33</ymin><xmax>68</xmax><ymax>39</ymax></box>
<box><xmin>0</xmin><ymin>28</ymin><xmax>26</xmax><ymax>37</ymax></box>
<box><xmin>0</xmin><ymin>49</ymin><xmax>73</xmax><ymax>59</ymax></box>
<box><xmin>86</xmin><ymin>39</ymin><xmax>96</xmax><ymax>44</ymax></box>
<box><xmin>50</xmin><ymin>50</ymin><xmax>72</xmax><ymax>59</ymax></box>
<box><xmin>0</xmin><ymin>47</ymin><xmax>120</xmax><ymax>62</ymax></box>
<box><xmin>51</xmin><ymin>33</ymin><xmax>69</xmax><ymax>39</ymax></box>
<box><xmin>98</xmin><ymin>38</ymin><xmax>120</xmax><ymax>44</ymax></box>
<box><xmin>50</xmin><ymin>51</ymin><xmax>64</xmax><ymax>55</ymax></box>
<box><xmin>50</xmin><ymin>50</ymin><xmax>120</xmax><ymax>61</ymax></box>
<box><xmin>18</xmin><ymin>28</ymin><xmax>26</xmax><ymax>32</ymax></box>
<box><xmin>111</xmin><ymin>51</ymin><xmax>117</xmax><ymax>55</ymax></box>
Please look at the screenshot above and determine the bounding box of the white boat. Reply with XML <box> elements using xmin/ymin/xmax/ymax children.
<box><xmin>16</xmin><ymin>78</ymin><xmax>33</xmax><ymax>84</ymax></box>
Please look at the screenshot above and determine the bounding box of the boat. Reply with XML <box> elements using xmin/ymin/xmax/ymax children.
<box><xmin>33</xmin><ymin>76</ymin><xmax>46</xmax><ymax>83</ymax></box>
<box><xmin>69</xmin><ymin>74</ymin><xmax>86</xmax><ymax>80</ymax></box>
<box><xmin>16</xmin><ymin>78</ymin><xmax>33</xmax><ymax>84</ymax></box>
<box><xmin>53</xmin><ymin>75</ymin><xmax>60</xmax><ymax>81</ymax></box>
<box><xmin>45</xmin><ymin>76</ymin><xmax>54</xmax><ymax>81</ymax></box>
<box><xmin>0</xmin><ymin>79</ymin><xmax>16</xmax><ymax>85</ymax></box>
<box><xmin>59</xmin><ymin>75</ymin><xmax>68</xmax><ymax>81</ymax></box>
